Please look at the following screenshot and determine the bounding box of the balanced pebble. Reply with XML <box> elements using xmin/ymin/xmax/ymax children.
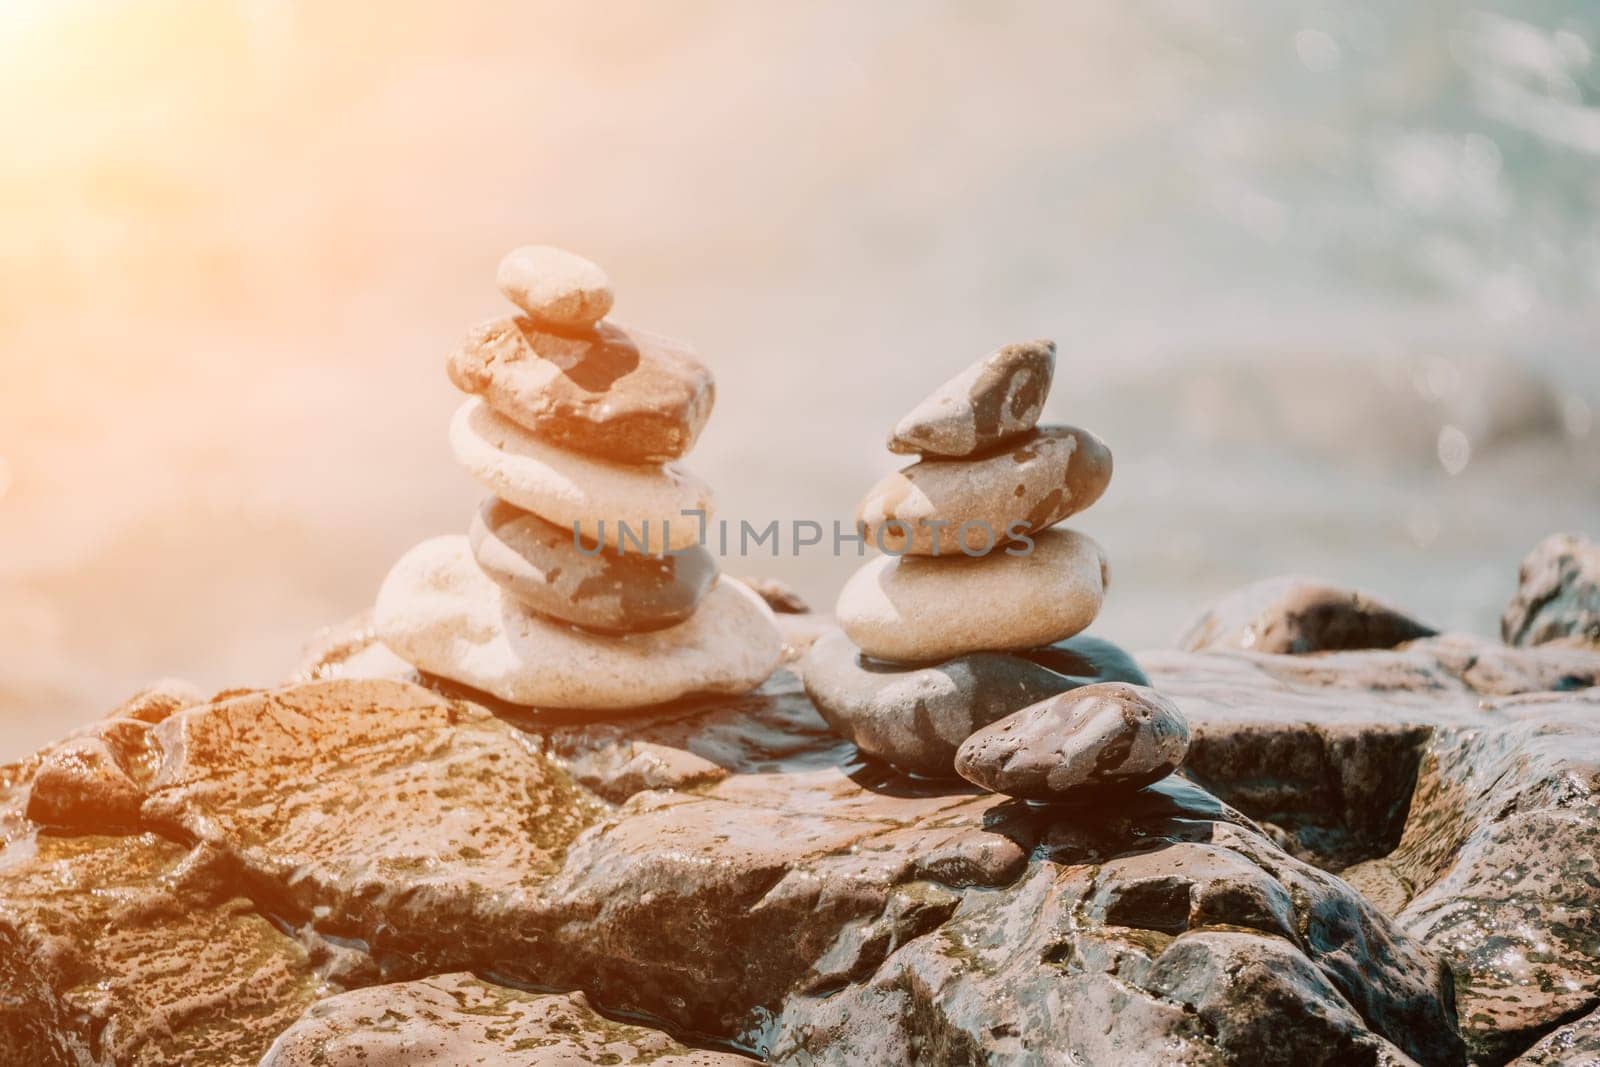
<box><xmin>955</xmin><ymin>682</ymin><xmax>1190</xmax><ymax>799</ymax></box>
<box><xmin>469</xmin><ymin>498</ymin><xmax>718</xmax><ymax>634</ymax></box>
<box><xmin>448</xmin><ymin>317</ymin><xmax>714</xmax><ymax>464</ymax></box>
<box><xmin>888</xmin><ymin>340</ymin><xmax>1055</xmax><ymax>457</ymax></box>
<box><xmin>496</xmin><ymin>245</ymin><xmax>613</xmax><ymax>328</ymax></box>
<box><xmin>450</xmin><ymin>398</ymin><xmax>711</xmax><ymax>552</ymax></box>
<box><xmin>859</xmin><ymin>425</ymin><xmax>1112</xmax><ymax>556</ymax></box>
<box><xmin>802</xmin><ymin>628</ymin><xmax>1148</xmax><ymax>777</ymax></box>
<box><xmin>375</xmin><ymin>535</ymin><xmax>780</xmax><ymax>710</ymax></box>
<box><xmin>835</xmin><ymin>526</ymin><xmax>1107</xmax><ymax>662</ymax></box>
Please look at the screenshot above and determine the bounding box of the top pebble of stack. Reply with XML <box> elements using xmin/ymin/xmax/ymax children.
<box><xmin>888</xmin><ymin>339</ymin><xmax>1055</xmax><ymax>457</ymax></box>
<box><xmin>497</xmin><ymin>245</ymin><xmax>615</xmax><ymax>328</ymax></box>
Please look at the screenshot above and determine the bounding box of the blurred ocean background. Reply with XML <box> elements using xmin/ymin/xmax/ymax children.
<box><xmin>1</xmin><ymin>0</ymin><xmax>1597</xmax><ymax>757</ymax></box>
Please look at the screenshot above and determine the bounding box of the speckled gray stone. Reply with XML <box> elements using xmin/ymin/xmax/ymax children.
<box><xmin>469</xmin><ymin>497</ymin><xmax>717</xmax><ymax>634</ymax></box>
<box><xmin>800</xmin><ymin>627</ymin><xmax>1148</xmax><ymax>777</ymax></box>
<box><xmin>888</xmin><ymin>340</ymin><xmax>1055</xmax><ymax>458</ymax></box>
<box><xmin>954</xmin><ymin>682</ymin><xmax>1190</xmax><ymax>800</ymax></box>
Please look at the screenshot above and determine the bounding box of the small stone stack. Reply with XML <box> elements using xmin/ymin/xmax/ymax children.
<box><xmin>804</xmin><ymin>341</ymin><xmax>1174</xmax><ymax>780</ymax></box>
<box><xmin>375</xmin><ymin>245</ymin><xmax>781</xmax><ymax>711</ymax></box>
<box><xmin>845</xmin><ymin>340</ymin><xmax>1114</xmax><ymax>662</ymax></box>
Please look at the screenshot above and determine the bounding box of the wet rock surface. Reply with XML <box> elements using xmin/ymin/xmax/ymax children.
<box><xmin>1510</xmin><ymin>1005</ymin><xmax>1600</xmax><ymax>1065</ymax></box>
<box><xmin>1502</xmin><ymin>531</ymin><xmax>1600</xmax><ymax>650</ymax></box>
<box><xmin>261</xmin><ymin>973</ymin><xmax>745</xmax><ymax>1066</ymax></box>
<box><xmin>5</xmin><ymin>596</ymin><xmax>1600</xmax><ymax>1064</ymax></box>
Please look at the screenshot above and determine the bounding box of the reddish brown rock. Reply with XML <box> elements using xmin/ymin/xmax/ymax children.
<box><xmin>447</xmin><ymin>315</ymin><xmax>714</xmax><ymax>464</ymax></box>
<box><xmin>1178</xmin><ymin>576</ymin><xmax>1436</xmax><ymax>654</ymax></box>
<box><xmin>262</xmin><ymin>974</ymin><xmax>744</xmax><ymax>1066</ymax></box>
<box><xmin>0</xmin><ymin>832</ymin><xmax>329</xmax><ymax>1066</ymax></box>
<box><xmin>1502</xmin><ymin>531</ymin><xmax>1600</xmax><ymax>649</ymax></box>
<box><xmin>139</xmin><ymin>680</ymin><xmax>601</xmax><ymax>954</ymax></box>
<box><xmin>25</xmin><ymin>731</ymin><xmax>147</xmax><ymax>832</ymax></box>
<box><xmin>21</xmin><ymin>622</ymin><xmax>1600</xmax><ymax>1064</ymax></box>
<box><xmin>103</xmin><ymin>677</ymin><xmax>204</xmax><ymax>723</ymax></box>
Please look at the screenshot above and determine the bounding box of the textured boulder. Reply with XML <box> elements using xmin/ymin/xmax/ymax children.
<box><xmin>1502</xmin><ymin>532</ymin><xmax>1600</xmax><ymax>649</ymax></box>
<box><xmin>1511</xmin><ymin>1005</ymin><xmax>1600</xmax><ymax>1065</ymax></box>
<box><xmin>769</xmin><ymin>777</ymin><xmax>1460</xmax><ymax>1066</ymax></box>
<box><xmin>1341</xmin><ymin>690</ymin><xmax>1600</xmax><ymax>1063</ymax></box>
<box><xmin>1179</xmin><ymin>576</ymin><xmax>1436</xmax><ymax>655</ymax></box>
<box><xmin>10</xmin><ymin>584</ymin><xmax>1600</xmax><ymax>1064</ymax></box>
<box><xmin>262</xmin><ymin>973</ymin><xmax>743</xmax><ymax>1065</ymax></box>
<box><xmin>1148</xmin><ymin>634</ymin><xmax>1600</xmax><ymax>1062</ymax></box>
<box><xmin>0</xmin><ymin>831</ymin><xmax>330</xmax><ymax>1065</ymax></box>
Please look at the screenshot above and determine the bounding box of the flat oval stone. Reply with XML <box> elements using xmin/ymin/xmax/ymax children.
<box><xmin>450</xmin><ymin>398</ymin><xmax>712</xmax><ymax>552</ymax></box>
<box><xmin>889</xmin><ymin>340</ymin><xmax>1055</xmax><ymax>457</ymax></box>
<box><xmin>860</xmin><ymin>425</ymin><xmax>1112</xmax><ymax>556</ymax></box>
<box><xmin>835</xmin><ymin>527</ymin><xmax>1107</xmax><ymax>662</ymax></box>
<box><xmin>448</xmin><ymin>316</ymin><xmax>714</xmax><ymax>464</ymax></box>
<box><xmin>955</xmin><ymin>682</ymin><xmax>1190</xmax><ymax>799</ymax></box>
<box><xmin>469</xmin><ymin>498</ymin><xmax>718</xmax><ymax>634</ymax></box>
<box><xmin>496</xmin><ymin>245</ymin><xmax>613</xmax><ymax>328</ymax></box>
<box><xmin>801</xmin><ymin>628</ymin><xmax>1148</xmax><ymax>777</ymax></box>
<box><xmin>376</xmin><ymin>535</ymin><xmax>781</xmax><ymax>710</ymax></box>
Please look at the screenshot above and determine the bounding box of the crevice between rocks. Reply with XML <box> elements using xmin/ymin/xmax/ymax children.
<box><xmin>1180</xmin><ymin>720</ymin><xmax>1434</xmax><ymax>874</ymax></box>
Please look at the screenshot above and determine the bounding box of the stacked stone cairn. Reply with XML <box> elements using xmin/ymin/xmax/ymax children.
<box><xmin>375</xmin><ymin>245</ymin><xmax>781</xmax><ymax>710</ymax></box>
<box><xmin>803</xmin><ymin>340</ymin><xmax>1191</xmax><ymax>800</ymax></box>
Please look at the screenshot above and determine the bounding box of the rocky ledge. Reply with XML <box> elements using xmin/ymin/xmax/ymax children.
<box><xmin>4</xmin><ymin>539</ymin><xmax>1600</xmax><ymax>1065</ymax></box>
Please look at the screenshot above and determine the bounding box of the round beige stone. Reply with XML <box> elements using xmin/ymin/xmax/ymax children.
<box><xmin>835</xmin><ymin>527</ymin><xmax>1107</xmax><ymax>662</ymax></box>
<box><xmin>375</xmin><ymin>535</ymin><xmax>781</xmax><ymax>710</ymax></box>
<box><xmin>496</xmin><ymin>245</ymin><xmax>613</xmax><ymax>328</ymax></box>
<box><xmin>859</xmin><ymin>426</ymin><xmax>1112</xmax><ymax>556</ymax></box>
<box><xmin>450</xmin><ymin>398</ymin><xmax>712</xmax><ymax>552</ymax></box>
